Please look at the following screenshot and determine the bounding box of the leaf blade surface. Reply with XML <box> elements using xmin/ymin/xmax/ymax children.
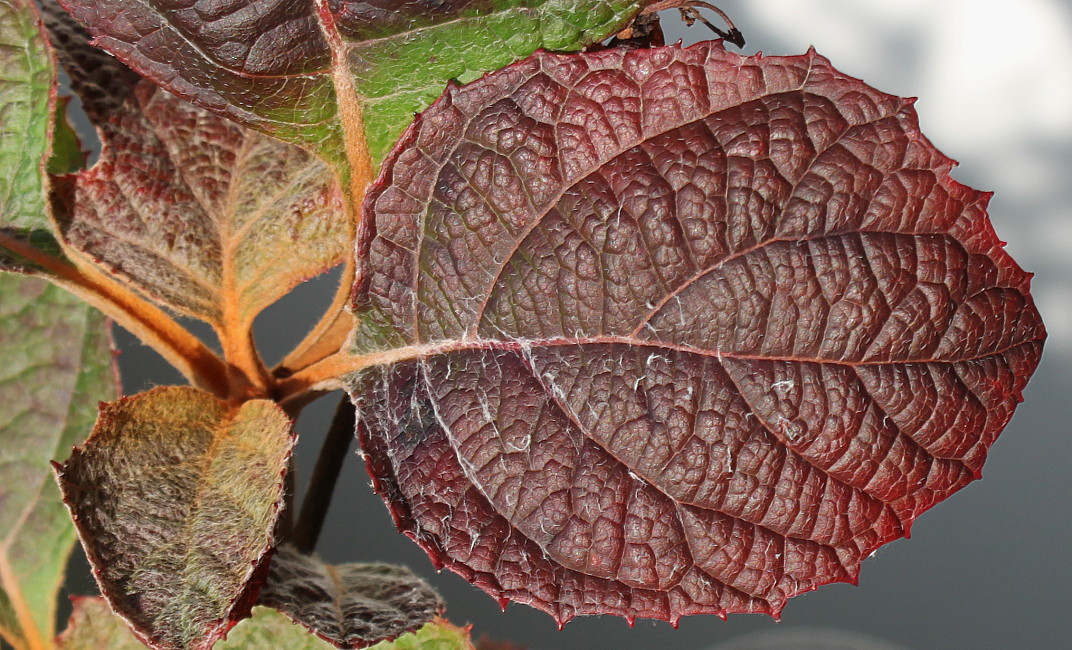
<box><xmin>347</xmin><ymin>43</ymin><xmax>1045</xmax><ymax>623</ymax></box>
<box><xmin>54</xmin><ymin>386</ymin><xmax>295</xmax><ymax>650</ymax></box>
<box><xmin>0</xmin><ymin>273</ymin><xmax>117</xmax><ymax>650</ymax></box>
<box><xmin>41</xmin><ymin>6</ymin><xmax>349</xmax><ymax>330</ymax></box>
<box><xmin>258</xmin><ymin>544</ymin><xmax>442</xmax><ymax>648</ymax></box>
<box><xmin>58</xmin><ymin>598</ymin><xmax>474</xmax><ymax>650</ymax></box>
<box><xmin>56</xmin><ymin>0</ymin><xmax>654</xmax><ymax>166</ymax></box>
<box><xmin>0</xmin><ymin>0</ymin><xmax>62</xmax><ymax>272</ymax></box>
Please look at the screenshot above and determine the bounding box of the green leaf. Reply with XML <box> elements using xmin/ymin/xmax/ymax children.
<box><xmin>46</xmin><ymin>96</ymin><xmax>85</xmax><ymax>175</ymax></box>
<box><xmin>0</xmin><ymin>0</ymin><xmax>62</xmax><ymax>272</ymax></box>
<box><xmin>58</xmin><ymin>599</ymin><xmax>476</xmax><ymax>650</ymax></box>
<box><xmin>368</xmin><ymin>620</ymin><xmax>475</xmax><ymax>650</ymax></box>
<box><xmin>56</xmin><ymin>597</ymin><xmax>146</xmax><ymax>650</ymax></box>
<box><xmin>58</xmin><ymin>600</ymin><xmax>335</xmax><ymax>650</ymax></box>
<box><xmin>54</xmin><ymin>387</ymin><xmax>295</xmax><ymax>650</ymax></box>
<box><xmin>57</xmin><ymin>0</ymin><xmax>654</xmax><ymax>167</ymax></box>
<box><xmin>0</xmin><ymin>273</ymin><xmax>116</xmax><ymax>650</ymax></box>
<box><xmin>217</xmin><ymin>607</ymin><xmax>333</xmax><ymax>650</ymax></box>
<box><xmin>258</xmin><ymin>545</ymin><xmax>441</xmax><ymax>648</ymax></box>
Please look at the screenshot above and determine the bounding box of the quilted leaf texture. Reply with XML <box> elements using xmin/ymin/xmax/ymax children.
<box><xmin>54</xmin><ymin>387</ymin><xmax>295</xmax><ymax>650</ymax></box>
<box><xmin>55</xmin><ymin>0</ymin><xmax>653</xmax><ymax>166</ymax></box>
<box><xmin>258</xmin><ymin>545</ymin><xmax>442</xmax><ymax>648</ymax></box>
<box><xmin>42</xmin><ymin>3</ymin><xmax>347</xmax><ymax>330</ymax></box>
<box><xmin>347</xmin><ymin>43</ymin><xmax>1045</xmax><ymax>624</ymax></box>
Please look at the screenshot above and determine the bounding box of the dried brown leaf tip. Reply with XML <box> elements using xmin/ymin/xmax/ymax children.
<box><xmin>348</xmin><ymin>42</ymin><xmax>1044</xmax><ymax>625</ymax></box>
<box><xmin>54</xmin><ymin>386</ymin><xmax>295</xmax><ymax>650</ymax></box>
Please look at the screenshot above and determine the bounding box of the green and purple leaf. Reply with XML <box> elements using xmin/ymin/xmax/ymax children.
<box><xmin>42</xmin><ymin>5</ymin><xmax>348</xmax><ymax>330</ymax></box>
<box><xmin>346</xmin><ymin>43</ymin><xmax>1044</xmax><ymax>624</ymax></box>
<box><xmin>54</xmin><ymin>386</ymin><xmax>295</xmax><ymax>650</ymax></box>
<box><xmin>258</xmin><ymin>545</ymin><xmax>441</xmax><ymax>649</ymax></box>
<box><xmin>0</xmin><ymin>0</ymin><xmax>63</xmax><ymax>272</ymax></box>
<box><xmin>0</xmin><ymin>273</ymin><xmax>117</xmax><ymax>650</ymax></box>
<box><xmin>56</xmin><ymin>0</ymin><xmax>655</xmax><ymax>167</ymax></box>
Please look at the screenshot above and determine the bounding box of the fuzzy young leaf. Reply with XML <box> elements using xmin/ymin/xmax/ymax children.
<box><xmin>0</xmin><ymin>0</ymin><xmax>62</xmax><ymax>272</ymax></box>
<box><xmin>57</xmin><ymin>0</ymin><xmax>655</xmax><ymax>167</ymax></box>
<box><xmin>41</xmin><ymin>6</ymin><xmax>347</xmax><ymax>333</ymax></box>
<box><xmin>347</xmin><ymin>43</ymin><xmax>1045</xmax><ymax>624</ymax></box>
<box><xmin>258</xmin><ymin>545</ymin><xmax>441</xmax><ymax>649</ymax></box>
<box><xmin>0</xmin><ymin>274</ymin><xmax>116</xmax><ymax>650</ymax></box>
<box><xmin>54</xmin><ymin>387</ymin><xmax>295</xmax><ymax>650</ymax></box>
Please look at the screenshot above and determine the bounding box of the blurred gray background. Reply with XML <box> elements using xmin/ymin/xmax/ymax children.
<box><xmin>62</xmin><ymin>1</ymin><xmax>1072</xmax><ymax>648</ymax></box>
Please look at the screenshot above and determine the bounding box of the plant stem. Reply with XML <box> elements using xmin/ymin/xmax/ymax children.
<box><xmin>276</xmin><ymin>456</ymin><xmax>296</xmax><ymax>542</ymax></box>
<box><xmin>292</xmin><ymin>395</ymin><xmax>355</xmax><ymax>553</ymax></box>
<box><xmin>0</xmin><ymin>234</ymin><xmax>230</xmax><ymax>396</ymax></box>
<box><xmin>217</xmin><ymin>325</ymin><xmax>272</xmax><ymax>399</ymax></box>
<box><xmin>274</xmin><ymin>260</ymin><xmax>355</xmax><ymax>377</ymax></box>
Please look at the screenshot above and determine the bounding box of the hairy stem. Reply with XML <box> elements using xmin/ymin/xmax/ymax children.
<box><xmin>0</xmin><ymin>235</ymin><xmax>229</xmax><ymax>396</ymax></box>
<box><xmin>217</xmin><ymin>325</ymin><xmax>272</xmax><ymax>400</ymax></box>
<box><xmin>292</xmin><ymin>395</ymin><xmax>355</xmax><ymax>553</ymax></box>
<box><xmin>274</xmin><ymin>260</ymin><xmax>355</xmax><ymax>377</ymax></box>
<box><xmin>314</xmin><ymin>0</ymin><xmax>374</xmax><ymax>221</ymax></box>
<box><xmin>276</xmin><ymin>457</ymin><xmax>296</xmax><ymax>542</ymax></box>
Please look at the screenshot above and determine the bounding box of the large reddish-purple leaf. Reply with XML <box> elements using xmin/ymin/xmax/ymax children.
<box><xmin>42</xmin><ymin>3</ymin><xmax>347</xmax><ymax>331</ymax></box>
<box><xmin>53</xmin><ymin>386</ymin><xmax>295</xmax><ymax>650</ymax></box>
<box><xmin>345</xmin><ymin>43</ymin><xmax>1045</xmax><ymax>624</ymax></box>
<box><xmin>257</xmin><ymin>545</ymin><xmax>442</xmax><ymax>648</ymax></box>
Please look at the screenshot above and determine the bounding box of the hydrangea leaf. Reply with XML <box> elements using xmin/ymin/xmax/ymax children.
<box><xmin>56</xmin><ymin>0</ymin><xmax>655</xmax><ymax>167</ymax></box>
<box><xmin>0</xmin><ymin>274</ymin><xmax>117</xmax><ymax>650</ymax></box>
<box><xmin>53</xmin><ymin>386</ymin><xmax>295</xmax><ymax>650</ymax></box>
<box><xmin>0</xmin><ymin>0</ymin><xmax>63</xmax><ymax>273</ymax></box>
<box><xmin>258</xmin><ymin>544</ymin><xmax>441</xmax><ymax>648</ymax></box>
<box><xmin>346</xmin><ymin>43</ymin><xmax>1045</xmax><ymax>624</ymax></box>
<box><xmin>58</xmin><ymin>599</ymin><xmax>476</xmax><ymax>650</ymax></box>
<box><xmin>41</xmin><ymin>5</ymin><xmax>347</xmax><ymax>332</ymax></box>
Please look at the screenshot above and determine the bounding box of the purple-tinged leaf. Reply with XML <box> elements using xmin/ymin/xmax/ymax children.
<box><xmin>41</xmin><ymin>3</ymin><xmax>347</xmax><ymax>331</ymax></box>
<box><xmin>258</xmin><ymin>545</ymin><xmax>441</xmax><ymax>649</ymax></box>
<box><xmin>54</xmin><ymin>0</ymin><xmax>655</xmax><ymax>166</ymax></box>
<box><xmin>54</xmin><ymin>386</ymin><xmax>295</xmax><ymax>650</ymax></box>
<box><xmin>346</xmin><ymin>43</ymin><xmax>1045</xmax><ymax>624</ymax></box>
